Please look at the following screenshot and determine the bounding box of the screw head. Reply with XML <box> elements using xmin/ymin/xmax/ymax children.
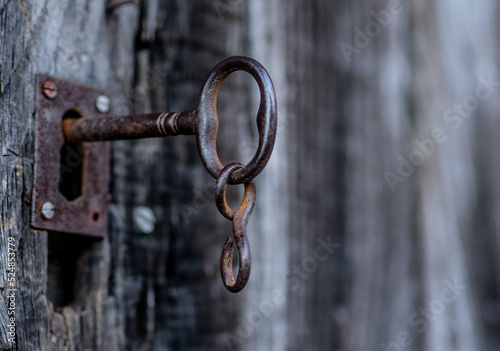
<box><xmin>42</xmin><ymin>81</ymin><xmax>57</xmax><ymax>99</ymax></box>
<box><xmin>95</xmin><ymin>95</ymin><xmax>111</xmax><ymax>113</ymax></box>
<box><xmin>133</xmin><ymin>206</ymin><xmax>156</xmax><ymax>234</ymax></box>
<box><xmin>41</xmin><ymin>202</ymin><xmax>55</xmax><ymax>219</ymax></box>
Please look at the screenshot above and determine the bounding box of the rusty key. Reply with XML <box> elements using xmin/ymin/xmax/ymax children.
<box><xmin>62</xmin><ymin>56</ymin><xmax>277</xmax><ymax>292</ymax></box>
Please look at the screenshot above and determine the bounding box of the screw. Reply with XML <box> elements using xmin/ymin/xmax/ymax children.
<box><xmin>41</xmin><ymin>202</ymin><xmax>55</xmax><ymax>219</ymax></box>
<box><xmin>42</xmin><ymin>81</ymin><xmax>57</xmax><ymax>99</ymax></box>
<box><xmin>133</xmin><ymin>206</ymin><xmax>156</xmax><ymax>234</ymax></box>
<box><xmin>95</xmin><ymin>95</ymin><xmax>111</xmax><ymax>113</ymax></box>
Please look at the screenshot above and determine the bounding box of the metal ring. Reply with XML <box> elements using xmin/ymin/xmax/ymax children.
<box><xmin>196</xmin><ymin>56</ymin><xmax>277</xmax><ymax>184</ymax></box>
<box><xmin>215</xmin><ymin>163</ymin><xmax>242</xmax><ymax>220</ymax></box>
<box><xmin>216</xmin><ymin>163</ymin><xmax>256</xmax><ymax>292</ymax></box>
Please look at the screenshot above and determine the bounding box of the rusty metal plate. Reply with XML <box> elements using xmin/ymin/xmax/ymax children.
<box><xmin>31</xmin><ymin>74</ymin><xmax>110</xmax><ymax>237</ymax></box>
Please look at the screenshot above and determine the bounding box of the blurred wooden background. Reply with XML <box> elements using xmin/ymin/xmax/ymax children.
<box><xmin>1</xmin><ymin>0</ymin><xmax>499</xmax><ymax>350</ymax></box>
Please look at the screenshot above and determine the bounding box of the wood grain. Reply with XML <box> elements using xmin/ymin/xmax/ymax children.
<box><xmin>1</xmin><ymin>0</ymin><xmax>499</xmax><ymax>350</ymax></box>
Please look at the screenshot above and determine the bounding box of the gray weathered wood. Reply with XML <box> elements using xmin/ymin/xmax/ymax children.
<box><xmin>1</xmin><ymin>0</ymin><xmax>500</xmax><ymax>350</ymax></box>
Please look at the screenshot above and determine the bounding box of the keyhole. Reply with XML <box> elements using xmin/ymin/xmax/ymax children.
<box><xmin>59</xmin><ymin>110</ymin><xmax>84</xmax><ymax>201</ymax></box>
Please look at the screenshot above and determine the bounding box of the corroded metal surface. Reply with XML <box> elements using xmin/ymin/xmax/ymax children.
<box><xmin>63</xmin><ymin>56</ymin><xmax>277</xmax><ymax>185</ymax></box>
<box><xmin>31</xmin><ymin>74</ymin><xmax>111</xmax><ymax>237</ymax></box>
<box><xmin>33</xmin><ymin>56</ymin><xmax>277</xmax><ymax>291</ymax></box>
<box><xmin>196</xmin><ymin>56</ymin><xmax>277</xmax><ymax>184</ymax></box>
<box><xmin>62</xmin><ymin>111</ymin><xmax>196</xmax><ymax>142</ymax></box>
<box><xmin>215</xmin><ymin>163</ymin><xmax>256</xmax><ymax>293</ymax></box>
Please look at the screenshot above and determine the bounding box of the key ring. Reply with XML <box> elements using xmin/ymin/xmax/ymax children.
<box><xmin>195</xmin><ymin>56</ymin><xmax>277</xmax><ymax>184</ymax></box>
<box><xmin>215</xmin><ymin>163</ymin><xmax>256</xmax><ymax>293</ymax></box>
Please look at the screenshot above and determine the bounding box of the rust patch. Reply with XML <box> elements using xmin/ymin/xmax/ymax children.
<box><xmin>31</xmin><ymin>74</ymin><xmax>110</xmax><ymax>237</ymax></box>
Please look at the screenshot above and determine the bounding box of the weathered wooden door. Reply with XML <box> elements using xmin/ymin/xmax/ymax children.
<box><xmin>1</xmin><ymin>1</ymin><xmax>500</xmax><ymax>351</ymax></box>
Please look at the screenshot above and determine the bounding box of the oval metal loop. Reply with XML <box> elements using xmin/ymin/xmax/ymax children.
<box><xmin>196</xmin><ymin>56</ymin><xmax>277</xmax><ymax>184</ymax></box>
<box><xmin>216</xmin><ymin>163</ymin><xmax>256</xmax><ymax>292</ymax></box>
